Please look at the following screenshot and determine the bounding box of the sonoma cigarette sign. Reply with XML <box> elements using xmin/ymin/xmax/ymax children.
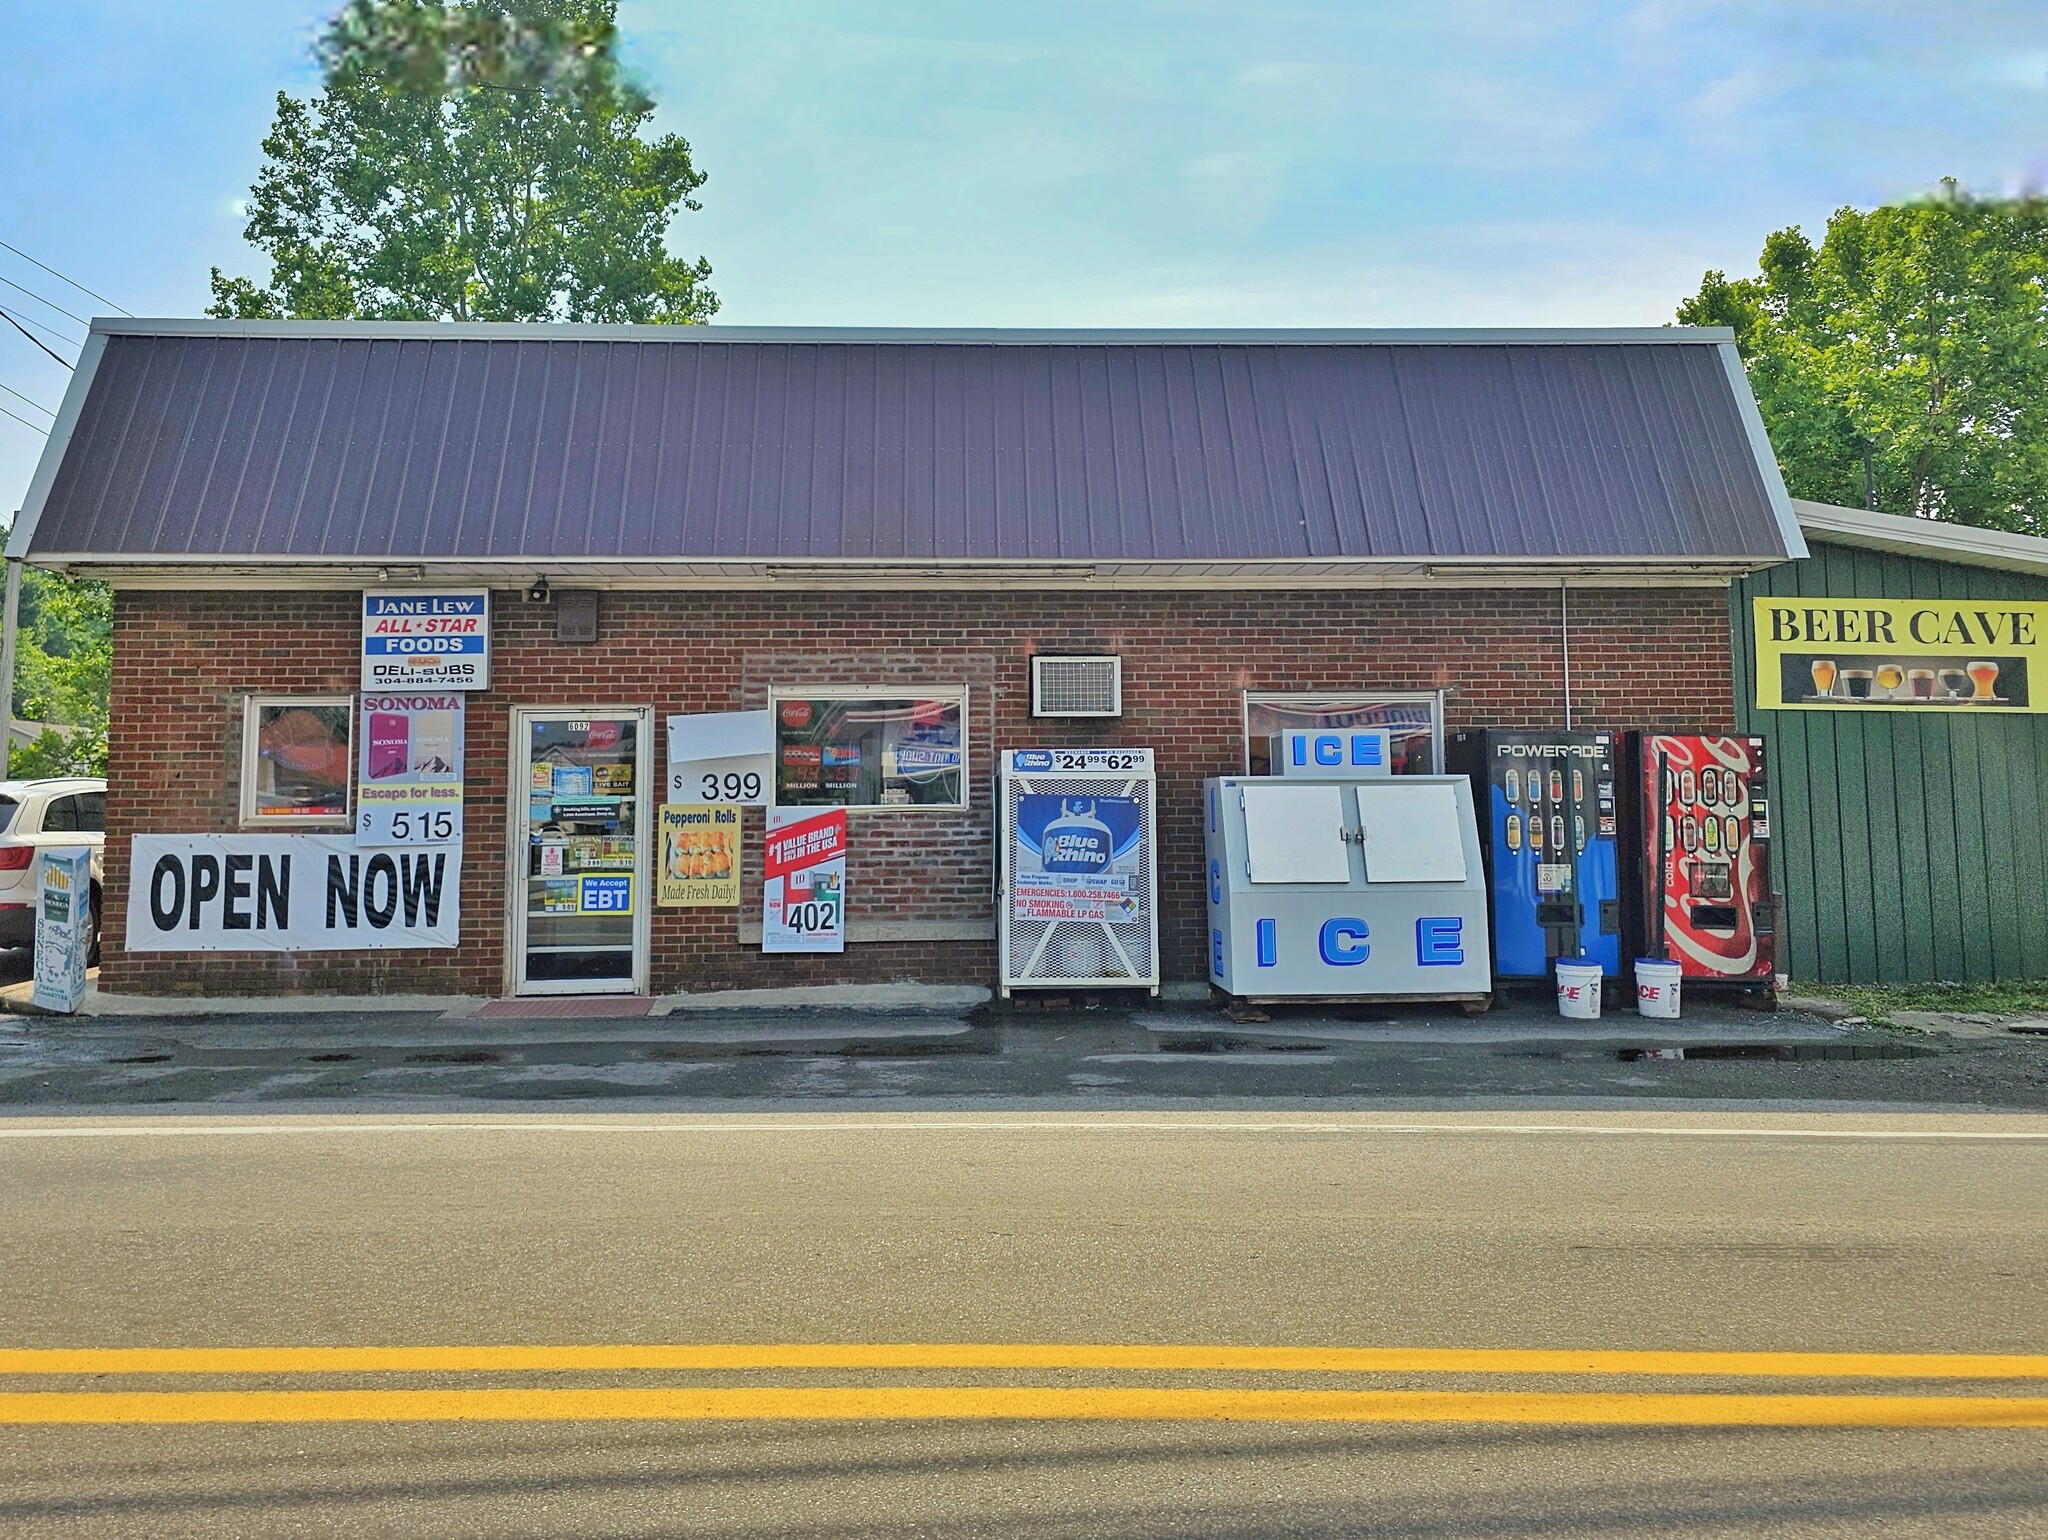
<box><xmin>125</xmin><ymin>835</ymin><xmax>459</xmax><ymax>952</ymax></box>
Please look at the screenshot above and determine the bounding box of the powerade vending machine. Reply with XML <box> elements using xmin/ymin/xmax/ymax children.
<box><xmin>1624</xmin><ymin>733</ymin><xmax>1776</xmax><ymax>994</ymax></box>
<box><xmin>1205</xmin><ymin>727</ymin><xmax>1491</xmax><ymax>1006</ymax></box>
<box><xmin>997</xmin><ymin>748</ymin><xmax>1159</xmax><ymax>996</ymax></box>
<box><xmin>1445</xmin><ymin>730</ymin><xmax>1622</xmax><ymax>983</ymax></box>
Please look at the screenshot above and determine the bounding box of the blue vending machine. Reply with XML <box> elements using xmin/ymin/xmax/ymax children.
<box><xmin>1445</xmin><ymin>729</ymin><xmax>1621</xmax><ymax>982</ymax></box>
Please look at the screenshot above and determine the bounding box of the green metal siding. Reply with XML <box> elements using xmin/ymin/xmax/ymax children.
<box><xmin>1732</xmin><ymin>542</ymin><xmax>2048</xmax><ymax>983</ymax></box>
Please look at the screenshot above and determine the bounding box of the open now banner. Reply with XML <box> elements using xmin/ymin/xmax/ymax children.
<box><xmin>126</xmin><ymin>834</ymin><xmax>459</xmax><ymax>952</ymax></box>
<box><xmin>1753</xmin><ymin>596</ymin><xmax>2046</xmax><ymax>713</ymax></box>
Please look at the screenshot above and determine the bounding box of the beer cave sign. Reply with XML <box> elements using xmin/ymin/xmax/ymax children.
<box><xmin>1752</xmin><ymin>597</ymin><xmax>2048</xmax><ymax>713</ymax></box>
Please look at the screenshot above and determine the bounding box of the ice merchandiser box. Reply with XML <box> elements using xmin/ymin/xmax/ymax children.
<box><xmin>1445</xmin><ymin>729</ymin><xmax>1622</xmax><ymax>983</ymax></box>
<box><xmin>998</xmin><ymin>748</ymin><xmax>1160</xmax><ymax>996</ymax></box>
<box><xmin>1204</xmin><ymin>756</ymin><xmax>1492</xmax><ymax>1006</ymax></box>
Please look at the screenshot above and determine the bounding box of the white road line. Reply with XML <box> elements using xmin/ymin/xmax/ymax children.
<box><xmin>0</xmin><ymin>1119</ymin><xmax>2041</xmax><ymax>1142</ymax></box>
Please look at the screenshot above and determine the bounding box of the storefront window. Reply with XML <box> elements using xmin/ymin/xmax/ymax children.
<box><xmin>1244</xmin><ymin>693</ymin><xmax>1441</xmax><ymax>775</ymax></box>
<box><xmin>771</xmin><ymin>690</ymin><xmax>967</xmax><ymax>809</ymax></box>
<box><xmin>241</xmin><ymin>696</ymin><xmax>353</xmax><ymax>823</ymax></box>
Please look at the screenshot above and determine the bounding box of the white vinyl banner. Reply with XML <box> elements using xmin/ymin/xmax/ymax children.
<box><xmin>126</xmin><ymin>834</ymin><xmax>459</xmax><ymax>952</ymax></box>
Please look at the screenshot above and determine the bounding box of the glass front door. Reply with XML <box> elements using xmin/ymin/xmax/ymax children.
<box><xmin>514</xmin><ymin>709</ymin><xmax>649</xmax><ymax>994</ymax></box>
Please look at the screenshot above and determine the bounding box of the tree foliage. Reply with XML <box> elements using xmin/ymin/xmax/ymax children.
<box><xmin>209</xmin><ymin>0</ymin><xmax>716</xmax><ymax>323</ymax></box>
<box><xmin>1679</xmin><ymin>180</ymin><xmax>2048</xmax><ymax>535</ymax></box>
<box><xmin>4</xmin><ymin>558</ymin><xmax>110</xmax><ymax>779</ymax></box>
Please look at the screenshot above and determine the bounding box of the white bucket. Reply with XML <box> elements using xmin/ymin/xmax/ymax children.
<box><xmin>1555</xmin><ymin>958</ymin><xmax>1603</xmax><ymax>1020</ymax></box>
<box><xmin>1635</xmin><ymin>958</ymin><xmax>1682</xmax><ymax>1019</ymax></box>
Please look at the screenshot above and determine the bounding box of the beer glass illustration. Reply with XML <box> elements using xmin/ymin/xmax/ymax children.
<box><xmin>1966</xmin><ymin>660</ymin><xmax>2000</xmax><ymax>701</ymax></box>
<box><xmin>1841</xmin><ymin>668</ymin><xmax>1874</xmax><ymax>700</ymax></box>
<box><xmin>1874</xmin><ymin>663</ymin><xmax>1905</xmax><ymax>699</ymax></box>
<box><xmin>1907</xmin><ymin>668</ymin><xmax>1936</xmax><ymax>700</ymax></box>
<box><xmin>1809</xmin><ymin>658</ymin><xmax>1838</xmax><ymax>698</ymax></box>
<box><xmin>1937</xmin><ymin>666</ymin><xmax>1971</xmax><ymax>699</ymax></box>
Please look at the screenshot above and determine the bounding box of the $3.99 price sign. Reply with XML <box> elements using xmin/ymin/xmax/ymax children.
<box><xmin>669</xmin><ymin>753</ymin><xmax>770</xmax><ymax>807</ymax></box>
<box><xmin>762</xmin><ymin>807</ymin><xmax>846</xmax><ymax>954</ymax></box>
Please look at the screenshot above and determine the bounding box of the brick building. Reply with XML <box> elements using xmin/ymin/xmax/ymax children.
<box><xmin>12</xmin><ymin>321</ymin><xmax>1801</xmax><ymax>1000</ymax></box>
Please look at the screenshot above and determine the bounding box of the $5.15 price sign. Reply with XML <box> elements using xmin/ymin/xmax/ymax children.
<box><xmin>360</xmin><ymin>805</ymin><xmax>461</xmax><ymax>845</ymax></box>
<box><xmin>358</xmin><ymin>798</ymin><xmax>462</xmax><ymax>847</ymax></box>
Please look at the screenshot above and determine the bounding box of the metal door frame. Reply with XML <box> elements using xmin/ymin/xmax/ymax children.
<box><xmin>506</xmin><ymin>705</ymin><xmax>653</xmax><ymax>997</ymax></box>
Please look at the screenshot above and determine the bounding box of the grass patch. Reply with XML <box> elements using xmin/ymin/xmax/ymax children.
<box><xmin>1790</xmin><ymin>979</ymin><xmax>2048</xmax><ymax>1024</ymax></box>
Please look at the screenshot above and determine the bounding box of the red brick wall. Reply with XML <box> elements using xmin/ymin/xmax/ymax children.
<box><xmin>102</xmin><ymin>584</ymin><xmax>1733</xmax><ymax>996</ymax></box>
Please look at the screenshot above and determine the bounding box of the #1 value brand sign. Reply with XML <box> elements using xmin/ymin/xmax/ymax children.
<box><xmin>127</xmin><ymin>834</ymin><xmax>459</xmax><ymax>952</ymax></box>
<box><xmin>357</xmin><ymin>694</ymin><xmax>464</xmax><ymax>846</ymax></box>
<box><xmin>362</xmin><ymin>591</ymin><xmax>490</xmax><ymax>691</ymax></box>
<box><xmin>761</xmin><ymin>807</ymin><xmax>845</xmax><ymax>952</ymax></box>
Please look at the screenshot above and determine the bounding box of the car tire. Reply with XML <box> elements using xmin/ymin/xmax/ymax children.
<box><xmin>86</xmin><ymin>882</ymin><xmax>102</xmax><ymax>969</ymax></box>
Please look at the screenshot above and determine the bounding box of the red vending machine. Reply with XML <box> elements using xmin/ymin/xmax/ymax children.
<box><xmin>1624</xmin><ymin>733</ymin><xmax>1777</xmax><ymax>997</ymax></box>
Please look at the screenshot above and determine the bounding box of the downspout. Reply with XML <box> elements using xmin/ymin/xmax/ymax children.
<box><xmin>0</xmin><ymin>555</ymin><xmax>20</xmax><ymax>778</ymax></box>
<box><xmin>1556</xmin><ymin>577</ymin><xmax>1572</xmax><ymax>733</ymax></box>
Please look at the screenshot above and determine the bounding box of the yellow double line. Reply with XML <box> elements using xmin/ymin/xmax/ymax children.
<box><xmin>2</xmin><ymin>1344</ymin><xmax>2045</xmax><ymax>1427</ymax></box>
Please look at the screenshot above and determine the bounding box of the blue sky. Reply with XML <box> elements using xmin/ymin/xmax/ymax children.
<box><xmin>3</xmin><ymin>1</ymin><xmax>2044</xmax><ymax>514</ymax></box>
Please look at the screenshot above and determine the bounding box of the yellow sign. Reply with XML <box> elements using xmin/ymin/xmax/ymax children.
<box><xmin>1753</xmin><ymin>597</ymin><xmax>2045</xmax><ymax>712</ymax></box>
<box><xmin>658</xmin><ymin>803</ymin><xmax>742</xmax><ymax>906</ymax></box>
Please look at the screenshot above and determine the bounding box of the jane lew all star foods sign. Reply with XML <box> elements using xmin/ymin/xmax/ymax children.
<box><xmin>361</xmin><ymin>590</ymin><xmax>491</xmax><ymax>691</ymax></box>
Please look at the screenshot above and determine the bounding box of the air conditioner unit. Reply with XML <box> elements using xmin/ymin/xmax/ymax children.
<box><xmin>1031</xmin><ymin>655</ymin><xmax>1123</xmax><ymax>718</ymax></box>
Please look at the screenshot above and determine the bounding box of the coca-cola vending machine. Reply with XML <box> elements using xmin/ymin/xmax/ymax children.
<box><xmin>1624</xmin><ymin>733</ymin><xmax>1776</xmax><ymax>997</ymax></box>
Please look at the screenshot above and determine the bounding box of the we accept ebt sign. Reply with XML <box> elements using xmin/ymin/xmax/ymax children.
<box><xmin>361</xmin><ymin>590</ymin><xmax>490</xmax><ymax>690</ymax></box>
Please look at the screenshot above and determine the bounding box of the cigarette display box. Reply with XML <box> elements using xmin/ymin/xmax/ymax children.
<box><xmin>1204</xmin><ymin>772</ymin><xmax>1492</xmax><ymax>1005</ymax></box>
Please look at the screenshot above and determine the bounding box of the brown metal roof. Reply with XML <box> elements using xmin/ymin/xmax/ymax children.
<box><xmin>15</xmin><ymin>322</ymin><xmax>1802</xmax><ymax>570</ymax></box>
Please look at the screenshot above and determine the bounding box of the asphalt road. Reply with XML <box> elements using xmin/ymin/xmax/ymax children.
<box><xmin>1</xmin><ymin>1109</ymin><xmax>2044</xmax><ymax>1537</ymax></box>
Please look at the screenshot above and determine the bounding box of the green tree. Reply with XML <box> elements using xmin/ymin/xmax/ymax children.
<box><xmin>3</xmin><ymin>559</ymin><xmax>110</xmax><ymax>779</ymax></box>
<box><xmin>209</xmin><ymin>0</ymin><xmax>716</xmax><ymax>323</ymax></box>
<box><xmin>1679</xmin><ymin>180</ymin><xmax>2048</xmax><ymax>535</ymax></box>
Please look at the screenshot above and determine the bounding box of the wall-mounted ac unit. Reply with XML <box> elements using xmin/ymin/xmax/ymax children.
<box><xmin>1031</xmin><ymin>655</ymin><xmax>1123</xmax><ymax>718</ymax></box>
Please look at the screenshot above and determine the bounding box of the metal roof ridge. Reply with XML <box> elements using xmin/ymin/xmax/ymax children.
<box><xmin>1794</xmin><ymin>499</ymin><xmax>2048</xmax><ymax>576</ymax></box>
<box><xmin>85</xmin><ymin>318</ymin><xmax>1737</xmax><ymax>347</ymax></box>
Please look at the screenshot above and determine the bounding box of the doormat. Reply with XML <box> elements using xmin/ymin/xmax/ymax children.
<box><xmin>476</xmin><ymin>998</ymin><xmax>656</xmax><ymax>1019</ymax></box>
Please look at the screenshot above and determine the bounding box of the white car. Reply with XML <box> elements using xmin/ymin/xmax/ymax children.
<box><xmin>0</xmin><ymin>778</ymin><xmax>106</xmax><ymax>962</ymax></box>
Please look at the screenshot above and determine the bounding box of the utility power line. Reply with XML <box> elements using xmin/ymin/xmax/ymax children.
<box><xmin>0</xmin><ymin>308</ymin><xmax>74</xmax><ymax>369</ymax></box>
<box><xmin>0</xmin><ymin>239</ymin><xmax>132</xmax><ymax>316</ymax></box>
<box><xmin>0</xmin><ymin>273</ymin><xmax>88</xmax><ymax>328</ymax></box>
<box><xmin>0</xmin><ymin>380</ymin><xmax>54</xmax><ymax>418</ymax></box>
<box><xmin>0</xmin><ymin>399</ymin><xmax>47</xmax><ymax>435</ymax></box>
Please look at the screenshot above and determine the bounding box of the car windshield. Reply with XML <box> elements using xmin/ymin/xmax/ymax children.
<box><xmin>0</xmin><ymin>796</ymin><xmax>16</xmax><ymax>833</ymax></box>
